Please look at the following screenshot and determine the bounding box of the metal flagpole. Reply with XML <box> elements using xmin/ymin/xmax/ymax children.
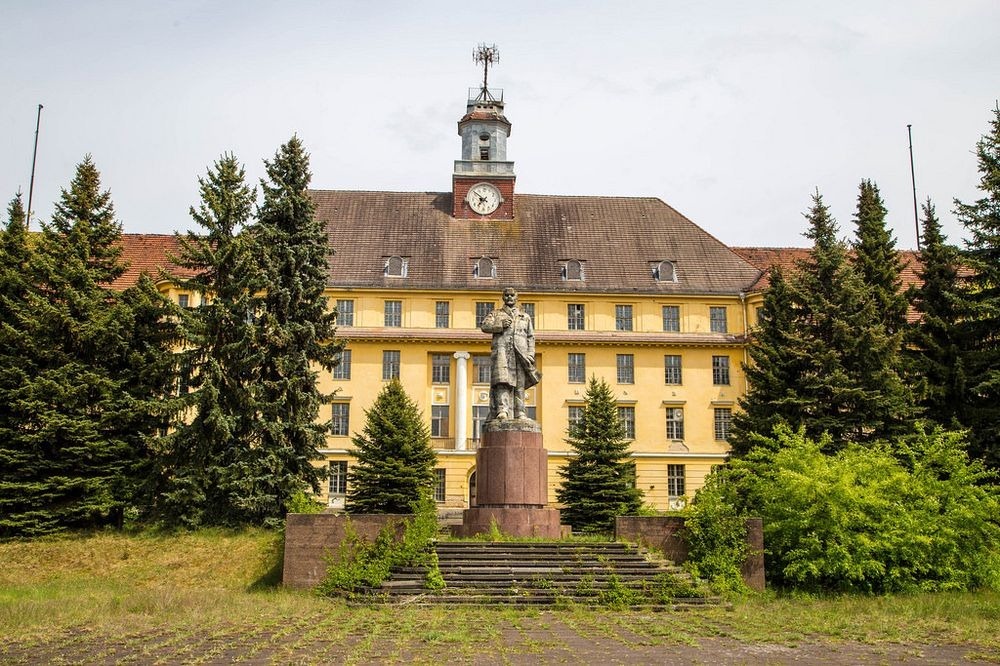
<box><xmin>26</xmin><ymin>104</ymin><xmax>43</xmax><ymax>228</ymax></box>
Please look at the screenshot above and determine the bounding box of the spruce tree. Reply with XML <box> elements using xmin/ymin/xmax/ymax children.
<box><xmin>347</xmin><ymin>380</ymin><xmax>437</xmax><ymax>514</ymax></box>
<box><xmin>0</xmin><ymin>158</ymin><xmax>136</xmax><ymax>536</ymax></box>
<box><xmin>246</xmin><ymin>136</ymin><xmax>343</xmax><ymax>521</ymax></box>
<box><xmin>556</xmin><ymin>377</ymin><xmax>642</xmax><ymax>533</ymax></box>
<box><xmin>852</xmin><ymin>179</ymin><xmax>908</xmax><ymax>334</ymax></box>
<box><xmin>157</xmin><ymin>154</ymin><xmax>264</xmax><ymax>526</ymax></box>
<box><xmin>954</xmin><ymin>105</ymin><xmax>1000</xmax><ymax>466</ymax></box>
<box><xmin>906</xmin><ymin>200</ymin><xmax>966</xmax><ymax>430</ymax></box>
<box><xmin>728</xmin><ymin>266</ymin><xmax>804</xmax><ymax>455</ymax></box>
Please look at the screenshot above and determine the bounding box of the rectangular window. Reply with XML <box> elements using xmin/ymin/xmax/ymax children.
<box><xmin>472</xmin><ymin>405</ymin><xmax>490</xmax><ymax>443</ymax></box>
<box><xmin>431</xmin><ymin>405</ymin><xmax>449</xmax><ymax>438</ymax></box>
<box><xmin>666</xmin><ymin>407</ymin><xmax>684</xmax><ymax>440</ymax></box>
<box><xmin>332</xmin><ymin>349</ymin><xmax>352</xmax><ymax>380</ymax></box>
<box><xmin>709</xmin><ymin>306</ymin><xmax>728</xmax><ymax>333</ymax></box>
<box><xmin>567</xmin><ymin>303</ymin><xmax>585</xmax><ymax>331</ymax></box>
<box><xmin>330</xmin><ymin>403</ymin><xmax>350</xmax><ymax>436</ymax></box>
<box><xmin>662</xmin><ymin>305</ymin><xmax>680</xmax><ymax>332</ymax></box>
<box><xmin>475</xmin><ymin>302</ymin><xmax>494</xmax><ymax>328</ymax></box>
<box><xmin>432</xmin><ymin>354</ymin><xmax>451</xmax><ymax>384</ymax></box>
<box><xmin>616</xmin><ymin>354</ymin><xmax>634</xmax><ymax>384</ymax></box>
<box><xmin>434</xmin><ymin>468</ymin><xmax>446</xmax><ymax>503</ymax></box>
<box><xmin>664</xmin><ymin>355</ymin><xmax>682</xmax><ymax>385</ymax></box>
<box><xmin>329</xmin><ymin>461</ymin><xmax>347</xmax><ymax>496</ymax></box>
<box><xmin>336</xmin><ymin>299</ymin><xmax>354</xmax><ymax>327</ymax></box>
<box><xmin>521</xmin><ymin>302</ymin><xmax>536</xmax><ymax>327</ymax></box>
<box><xmin>624</xmin><ymin>462</ymin><xmax>637</xmax><ymax>489</ymax></box>
<box><xmin>615</xmin><ymin>304</ymin><xmax>633</xmax><ymax>331</ymax></box>
<box><xmin>435</xmin><ymin>301</ymin><xmax>450</xmax><ymax>328</ymax></box>
<box><xmin>382</xmin><ymin>350</ymin><xmax>400</xmax><ymax>380</ymax></box>
<box><xmin>568</xmin><ymin>353</ymin><xmax>586</xmax><ymax>384</ymax></box>
<box><xmin>525</xmin><ymin>406</ymin><xmax>537</xmax><ymax>421</ymax></box>
<box><xmin>472</xmin><ymin>354</ymin><xmax>491</xmax><ymax>384</ymax></box>
<box><xmin>712</xmin><ymin>355</ymin><xmax>731</xmax><ymax>385</ymax></box>
<box><xmin>384</xmin><ymin>300</ymin><xmax>402</xmax><ymax>327</ymax></box>
<box><xmin>177</xmin><ymin>294</ymin><xmax>190</xmax><ymax>309</ymax></box>
<box><xmin>667</xmin><ymin>464</ymin><xmax>686</xmax><ymax>498</ymax></box>
<box><xmin>177</xmin><ymin>355</ymin><xmax>193</xmax><ymax>395</ymax></box>
<box><xmin>714</xmin><ymin>407</ymin><xmax>732</xmax><ymax>441</ymax></box>
<box><xmin>618</xmin><ymin>406</ymin><xmax>635</xmax><ymax>440</ymax></box>
<box><xmin>568</xmin><ymin>405</ymin><xmax>584</xmax><ymax>432</ymax></box>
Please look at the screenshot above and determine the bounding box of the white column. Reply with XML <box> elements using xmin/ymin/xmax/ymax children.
<box><xmin>453</xmin><ymin>351</ymin><xmax>471</xmax><ymax>451</ymax></box>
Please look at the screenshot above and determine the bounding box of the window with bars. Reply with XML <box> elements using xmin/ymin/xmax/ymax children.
<box><xmin>616</xmin><ymin>354</ymin><xmax>634</xmax><ymax>384</ymax></box>
<box><xmin>435</xmin><ymin>301</ymin><xmax>450</xmax><ymax>328</ymax></box>
<box><xmin>615</xmin><ymin>304</ymin><xmax>634</xmax><ymax>331</ymax></box>
<box><xmin>667</xmin><ymin>464</ymin><xmax>685</xmax><ymax>498</ymax></box>
<box><xmin>521</xmin><ymin>302</ymin><xmax>535</xmax><ymax>327</ymax></box>
<box><xmin>472</xmin><ymin>406</ymin><xmax>489</xmax><ymax>443</ymax></box>
<box><xmin>382</xmin><ymin>350</ymin><xmax>400</xmax><ymax>380</ymax></box>
<box><xmin>330</xmin><ymin>403</ymin><xmax>350</xmax><ymax>436</ymax></box>
<box><xmin>666</xmin><ymin>408</ymin><xmax>684</xmax><ymax>440</ymax></box>
<box><xmin>568</xmin><ymin>406</ymin><xmax>584</xmax><ymax>433</ymax></box>
<box><xmin>712</xmin><ymin>355</ymin><xmax>730</xmax><ymax>385</ymax></box>
<box><xmin>710</xmin><ymin>306</ymin><xmax>728</xmax><ymax>333</ymax></box>
<box><xmin>329</xmin><ymin>461</ymin><xmax>347</xmax><ymax>496</ymax></box>
<box><xmin>662</xmin><ymin>305</ymin><xmax>680</xmax><ymax>332</ymax></box>
<box><xmin>384</xmin><ymin>255</ymin><xmax>408</xmax><ymax>277</ymax></box>
<box><xmin>664</xmin><ymin>355</ymin><xmax>682</xmax><ymax>385</ymax></box>
<box><xmin>475</xmin><ymin>302</ymin><xmax>494</xmax><ymax>328</ymax></box>
<box><xmin>472</xmin><ymin>355</ymin><xmax>491</xmax><ymax>384</ymax></box>
<box><xmin>567</xmin><ymin>303</ymin><xmax>585</xmax><ymax>330</ymax></box>
<box><xmin>431</xmin><ymin>405</ymin><xmax>449</xmax><ymax>438</ymax></box>
<box><xmin>618</xmin><ymin>405</ymin><xmax>635</xmax><ymax>440</ymax></box>
<box><xmin>568</xmin><ymin>353</ymin><xmax>586</xmax><ymax>384</ymax></box>
<box><xmin>332</xmin><ymin>349</ymin><xmax>352</xmax><ymax>380</ymax></box>
<box><xmin>714</xmin><ymin>407</ymin><xmax>732</xmax><ymax>441</ymax></box>
<box><xmin>336</xmin><ymin>299</ymin><xmax>354</xmax><ymax>326</ymax></box>
<box><xmin>434</xmin><ymin>468</ymin><xmax>446</xmax><ymax>502</ymax></box>
<box><xmin>384</xmin><ymin>300</ymin><xmax>402</xmax><ymax>327</ymax></box>
<box><xmin>431</xmin><ymin>354</ymin><xmax>451</xmax><ymax>384</ymax></box>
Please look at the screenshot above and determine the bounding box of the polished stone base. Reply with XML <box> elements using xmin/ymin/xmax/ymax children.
<box><xmin>459</xmin><ymin>506</ymin><xmax>562</xmax><ymax>539</ymax></box>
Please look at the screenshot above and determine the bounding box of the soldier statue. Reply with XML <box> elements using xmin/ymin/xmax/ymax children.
<box><xmin>480</xmin><ymin>287</ymin><xmax>541</xmax><ymax>421</ymax></box>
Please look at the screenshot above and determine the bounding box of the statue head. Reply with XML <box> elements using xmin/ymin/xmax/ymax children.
<box><xmin>502</xmin><ymin>287</ymin><xmax>518</xmax><ymax>307</ymax></box>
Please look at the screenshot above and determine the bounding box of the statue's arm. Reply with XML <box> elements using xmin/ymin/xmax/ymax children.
<box><xmin>480</xmin><ymin>310</ymin><xmax>504</xmax><ymax>333</ymax></box>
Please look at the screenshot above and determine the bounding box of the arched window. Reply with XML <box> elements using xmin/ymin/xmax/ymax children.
<box><xmin>653</xmin><ymin>260</ymin><xmax>676</xmax><ymax>282</ymax></box>
<box><xmin>562</xmin><ymin>259</ymin><xmax>584</xmax><ymax>281</ymax></box>
<box><xmin>384</xmin><ymin>255</ymin><xmax>408</xmax><ymax>278</ymax></box>
<box><xmin>473</xmin><ymin>256</ymin><xmax>496</xmax><ymax>279</ymax></box>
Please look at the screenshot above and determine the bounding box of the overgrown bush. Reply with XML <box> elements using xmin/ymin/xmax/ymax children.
<box><xmin>690</xmin><ymin>425</ymin><xmax>1000</xmax><ymax>594</ymax></box>
<box><xmin>682</xmin><ymin>484</ymin><xmax>752</xmax><ymax>596</ymax></box>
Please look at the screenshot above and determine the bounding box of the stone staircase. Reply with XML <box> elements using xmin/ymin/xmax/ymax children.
<box><xmin>375</xmin><ymin>540</ymin><xmax>721</xmax><ymax>608</ymax></box>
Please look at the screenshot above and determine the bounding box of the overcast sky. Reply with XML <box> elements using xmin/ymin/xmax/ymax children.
<box><xmin>3</xmin><ymin>1</ymin><xmax>997</xmax><ymax>250</ymax></box>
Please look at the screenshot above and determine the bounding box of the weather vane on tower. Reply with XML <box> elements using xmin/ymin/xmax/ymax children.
<box><xmin>473</xmin><ymin>43</ymin><xmax>500</xmax><ymax>101</ymax></box>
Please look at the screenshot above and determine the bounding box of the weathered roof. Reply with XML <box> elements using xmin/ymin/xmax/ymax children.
<box><xmin>312</xmin><ymin>191</ymin><xmax>763</xmax><ymax>296</ymax></box>
<box><xmin>733</xmin><ymin>247</ymin><xmax>924</xmax><ymax>292</ymax></box>
<box><xmin>112</xmin><ymin>234</ymin><xmax>188</xmax><ymax>290</ymax></box>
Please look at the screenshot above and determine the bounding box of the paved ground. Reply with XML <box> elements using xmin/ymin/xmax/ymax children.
<box><xmin>2</xmin><ymin>612</ymin><xmax>995</xmax><ymax>665</ymax></box>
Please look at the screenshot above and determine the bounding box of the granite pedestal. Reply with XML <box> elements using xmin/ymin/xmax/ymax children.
<box><xmin>460</xmin><ymin>418</ymin><xmax>562</xmax><ymax>538</ymax></box>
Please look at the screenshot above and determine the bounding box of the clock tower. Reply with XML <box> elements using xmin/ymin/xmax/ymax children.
<box><xmin>453</xmin><ymin>44</ymin><xmax>515</xmax><ymax>220</ymax></box>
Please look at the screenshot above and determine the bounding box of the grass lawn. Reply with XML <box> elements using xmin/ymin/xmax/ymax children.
<box><xmin>1</xmin><ymin>529</ymin><xmax>998</xmax><ymax>663</ymax></box>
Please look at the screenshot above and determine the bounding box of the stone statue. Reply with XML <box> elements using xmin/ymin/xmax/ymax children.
<box><xmin>480</xmin><ymin>287</ymin><xmax>541</xmax><ymax>421</ymax></box>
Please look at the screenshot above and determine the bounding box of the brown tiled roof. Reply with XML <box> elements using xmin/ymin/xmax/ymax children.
<box><xmin>111</xmin><ymin>234</ymin><xmax>191</xmax><ymax>290</ymax></box>
<box><xmin>312</xmin><ymin>191</ymin><xmax>763</xmax><ymax>296</ymax></box>
<box><xmin>732</xmin><ymin>247</ymin><xmax>924</xmax><ymax>293</ymax></box>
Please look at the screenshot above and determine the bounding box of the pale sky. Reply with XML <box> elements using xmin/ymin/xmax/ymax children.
<box><xmin>3</xmin><ymin>1</ymin><xmax>998</xmax><ymax>250</ymax></box>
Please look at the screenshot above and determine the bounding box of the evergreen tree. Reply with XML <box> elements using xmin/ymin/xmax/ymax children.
<box><xmin>157</xmin><ymin>154</ymin><xmax>264</xmax><ymax>526</ymax></box>
<box><xmin>556</xmin><ymin>377</ymin><xmax>642</xmax><ymax>533</ymax></box>
<box><xmin>728</xmin><ymin>266</ymin><xmax>803</xmax><ymax>456</ymax></box>
<box><xmin>0</xmin><ymin>158</ymin><xmax>136</xmax><ymax>536</ymax></box>
<box><xmin>907</xmin><ymin>200</ymin><xmax>966</xmax><ymax>430</ymax></box>
<box><xmin>244</xmin><ymin>136</ymin><xmax>343</xmax><ymax>521</ymax></box>
<box><xmin>852</xmin><ymin>179</ymin><xmax>908</xmax><ymax>334</ymax></box>
<box><xmin>347</xmin><ymin>380</ymin><xmax>437</xmax><ymax>514</ymax></box>
<box><xmin>954</xmin><ymin>105</ymin><xmax>1000</xmax><ymax>466</ymax></box>
<box><xmin>785</xmin><ymin>192</ymin><xmax>914</xmax><ymax>448</ymax></box>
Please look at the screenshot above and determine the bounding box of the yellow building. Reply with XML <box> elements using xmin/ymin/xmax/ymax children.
<box><xmin>117</xmin><ymin>81</ymin><xmax>767</xmax><ymax>515</ymax></box>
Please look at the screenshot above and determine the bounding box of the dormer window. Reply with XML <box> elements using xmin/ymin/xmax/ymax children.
<box><xmin>384</xmin><ymin>255</ymin><xmax>408</xmax><ymax>278</ymax></box>
<box><xmin>473</xmin><ymin>256</ymin><xmax>496</xmax><ymax>279</ymax></box>
<box><xmin>561</xmin><ymin>259</ymin><xmax>585</xmax><ymax>281</ymax></box>
<box><xmin>652</xmin><ymin>260</ymin><xmax>677</xmax><ymax>282</ymax></box>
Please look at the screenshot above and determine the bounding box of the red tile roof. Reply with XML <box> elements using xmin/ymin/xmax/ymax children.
<box><xmin>111</xmin><ymin>234</ymin><xmax>190</xmax><ymax>290</ymax></box>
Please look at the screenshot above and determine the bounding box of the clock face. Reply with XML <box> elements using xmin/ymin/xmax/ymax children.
<box><xmin>467</xmin><ymin>182</ymin><xmax>502</xmax><ymax>215</ymax></box>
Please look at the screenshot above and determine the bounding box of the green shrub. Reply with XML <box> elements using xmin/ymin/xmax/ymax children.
<box><xmin>285</xmin><ymin>490</ymin><xmax>325</xmax><ymax>515</ymax></box>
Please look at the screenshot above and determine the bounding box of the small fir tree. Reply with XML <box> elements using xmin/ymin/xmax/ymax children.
<box><xmin>852</xmin><ymin>179</ymin><xmax>908</xmax><ymax>334</ymax></box>
<box><xmin>556</xmin><ymin>377</ymin><xmax>643</xmax><ymax>533</ymax></box>
<box><xmin>347</xmin><ymin>380</ymin><xmax>437</xmax><ymax>514</ymax></box>
<box><xmin>954</xmin><ymin>104</ymin><xmax>1000</xmax><ymax>466</ymax></box>
<box><xmin>906</xmin><ymin>200</ymin><xmax>966</xmax><ymax>430</ymax></box>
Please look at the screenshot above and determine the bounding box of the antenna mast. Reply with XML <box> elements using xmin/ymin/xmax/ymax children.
<box><xmin>907</xmin><ymin>124</ymin><xmax>920</xmax><ymax>251</ymax></box>
<box><xmin>26</xmin><ymin>104</ymin><xmax>43</xmax><ymax>229</ymax></box>
<box><xmin>473</xmin><ymin>43</ymin><xmax>500</xmax><ymax>101</ymax></box>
